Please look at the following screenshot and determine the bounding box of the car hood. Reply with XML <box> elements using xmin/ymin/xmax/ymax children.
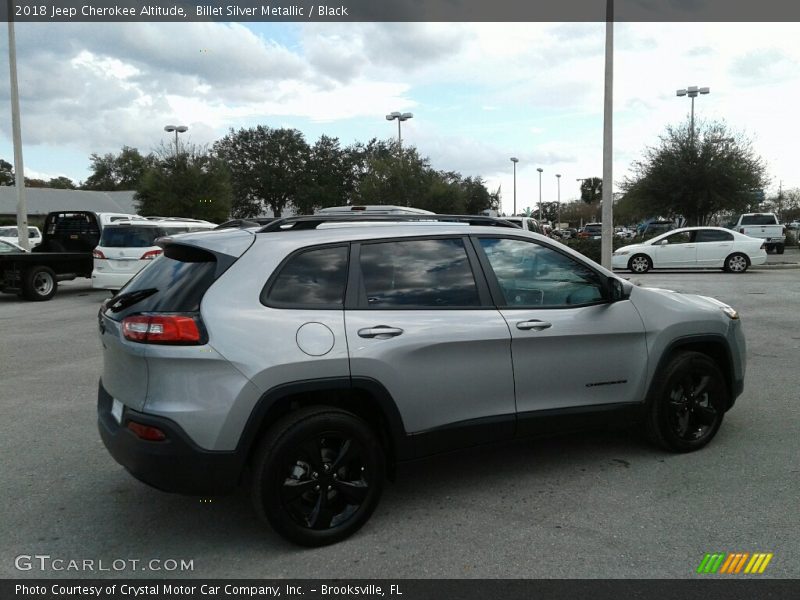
<box><xmin>635</xmin><ymin>285</ymin><xmax>736</xmax><ymax>315</ymax></box>
<box><xmin>614</xmin><ymin>242</ymin><xmax>650</xmax><ymax>253</ymax></box>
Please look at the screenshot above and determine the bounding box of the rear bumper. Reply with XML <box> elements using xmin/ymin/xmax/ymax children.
<box><xmin>92</xmin><ymin>269</ymin><xmax>136</xmax><ymax>290</ymax></box>
<box><xmin>97</xmin><ymin>380</ymin><xmax>243</xmax><ymax>495</ymax></box>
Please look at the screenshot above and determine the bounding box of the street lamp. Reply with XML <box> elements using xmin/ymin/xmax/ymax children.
<box><xmin>510</xmin><ymin>157</ymin><xmax>519</xmax><ymax>216</ymax></box>
<box><xmin>676</xmin><ymin>86</ymin><xmax>709</xmax><ymax>146</ymax></box>
<box><xmin>556</xmin><ymin>174</ymin><xmax>561</xmax><ymax>229</ymax></box>
<box><xmin>164</xmin><ymin>125</ymin><xmax>188</xmax><ymax>155</ymax></box>
<box><xmin>385</xmin><ymin>112</ymin><xmax>413</xmax><ymax>155</ymax></box>
<box><xmin>536</xmin><ymin>168</ymin><xmax>543</xmax><ymax>221</ymax></box>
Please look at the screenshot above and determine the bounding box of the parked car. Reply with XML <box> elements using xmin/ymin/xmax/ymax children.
<box><xmin>730</xmin><ymin>213</ymin><xmax>785</xmax><ymax>254</ymax></box>
<box><xmin>92</xmin><ymin>219</ymin><xmax>217</xmax><ymax>290</ymax></box>
<box><xmin>613</xmin><ymin>227</ymin><xmax>766</xmax><ymax>273</ymax></box>
<box><xmin>637</xmin><ymin>221</ymin><xmax>674</xmax><ymax>238</ymax></box>
<box><xmin>0</xmin><ymin>225</ymin><xmax>42</xmax><ymax>249</ymax></box>
<box><xmin>615</xmin><ymin>227</ymin><xmax>635</xmax><ymax>240</ymax></box>
<box><xmin>577</xmin><ymin>223</ymin><xmax>602</xmax><ymax>239</ymax></box>
<box><xmin>0</xmin><ymin>238</ymin><xmax>27</xmax><ymax>253</ymax></box>
<box><xmin>98</xmin><ymin>213</ymin><xmax>746</xmax><ymax>546</ymax></box>
<box><xmin>501</xmin><ymin>216</ymin><xmax>544</xmax><ymax>234</ymax></box>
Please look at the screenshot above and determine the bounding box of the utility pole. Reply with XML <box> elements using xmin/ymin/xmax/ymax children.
<box><xmin>601</xmin><ymin>0</ymin><xmax>614</xmax><ymax>269</ymax></box>
<box><xmin>8</xmin><ymin>19</ymin><xmax>30</xmax><ymax>250</ymax></box>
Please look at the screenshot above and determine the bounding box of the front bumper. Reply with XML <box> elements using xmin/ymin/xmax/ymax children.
<box><xmin>97</xmin><ymin>381</ymin><xmax>243</xmax><ymax>495</ymax></box>
<box><xmin>611</xmin><ymin>255</ymin><xmax>629</xmax><ymax>269</ymax></box>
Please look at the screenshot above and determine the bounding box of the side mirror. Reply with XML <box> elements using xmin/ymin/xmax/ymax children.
<box><xmin>606</xmin><ymin>277</ymin><xmax>629</xmax><ymax>302</ymax></box>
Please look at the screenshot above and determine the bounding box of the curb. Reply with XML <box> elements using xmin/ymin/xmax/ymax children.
<box><xmin>752</xmin><ymin>263</ymin><xmax>800</xmax><ymax>270</ymax></box>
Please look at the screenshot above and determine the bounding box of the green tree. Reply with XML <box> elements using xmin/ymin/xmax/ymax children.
<box><xmin>580</xmin><ymin>177</ymin><xmax>603</xmax><ymax>204</ymax></box>
<box><xmin>349</xmin><ymin>140</ymin><xmax>497</xmax><ymax>214</ymax></box>
<box><xmin>462</xmin><ymin>176</ymin><xmax>498</xmax><ymax>215</ymax></box>
<box><xmin>135</xmin><ymin>146</ymin><xmax>232</xmax><ymax>222</ymax></box>
<box><xmin>351</xmin><ymin>141</ymin><xmax>432</xmax><ymax>207</ymax></box>
<box><xmin>534</xmin><ymin>201</ymin><xmax>560</xmax><ymax>223</ymax></box>
<box><xmin>44</xmin><ymin>176</ymin><xmax>77</xmax><ymax>189</ymax></box>
<box><xmin>558</xmin><ymin>199</ymin><xmax>597</xmax><ymax>226</ymax></box>
<box><xmin>0</xmin><ymin>159</ymin><xmax>13</xmax><ymax>185</ymax></box>
<box><xmin>214</xmin><ymin>126</ymin><xmax>310</xmax><ymax>218</ymax></box>
<box><xmin>83</xmin><ymin>146</ymin><xmax>155</xmax><ymax>191</ymax></box>
<box><xmin>294</xmin><ymin>136</ymin><xmax>357</xmax><ymax>215</ymax></box>
<box><xmin>622</xmin><ymin>121</ymin><xmax>769</xmax><ymax>226</ymax></box>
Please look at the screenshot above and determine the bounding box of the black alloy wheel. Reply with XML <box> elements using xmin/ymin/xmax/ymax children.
<box><xmin>252</xmin><ymin>407</ymin><xmax>384</xmax><ymax>546</ymax></box>
<box><xmin>646</xmin><ymin>351</ymin><xmax>727</xmax><ymax>452</ymax></box>
<box><xmin>280</xmin><ymin>434</ymin><xmax>370</xmax><ymax>530</ymax></box>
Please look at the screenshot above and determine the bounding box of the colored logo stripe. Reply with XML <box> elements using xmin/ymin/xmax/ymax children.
<box><xmin>697</xmin><ymin>553</ymin><xmax>773</xmax><ymax>574</ymax></box>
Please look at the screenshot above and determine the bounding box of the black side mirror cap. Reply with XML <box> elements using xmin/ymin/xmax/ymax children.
<box><xmin>607</xmin><ymin>277</ymin><xmax>631</xmax><ymax>302</ymax></box>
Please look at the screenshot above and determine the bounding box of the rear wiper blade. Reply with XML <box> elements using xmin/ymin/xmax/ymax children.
<box><xmin>106</xmin><ymin>288</ymin><xmax>158</xmax><ymax>313</ymax></box>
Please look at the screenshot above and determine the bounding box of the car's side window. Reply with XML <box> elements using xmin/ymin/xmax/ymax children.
<box><xmin>663</xmin><ymin>231</ymin><xmax>693</xmax><ymax>244</ymax></box>
<box><xmin>359</xmin><ymin>238</ymin><xmax>480</xmax><ymax>308</ymax></box>
<box><xmin>478</xmin><ymin>238</ymin><xmax>606</xmax><ymax>307</ymax></box>
<box><xmin>263</xmin><ymin>245</ymin><xmax>349</xmax><ymax>308</ymax></box>
<box><xmin>696</xmin><ymin>229</ymin><xmax>733</xmax><ymax>243</ymax></box>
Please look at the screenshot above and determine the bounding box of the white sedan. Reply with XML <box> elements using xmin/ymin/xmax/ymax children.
<box><xmin>0</xmin><ymin>225</ymin><xmax>42</xmax><ymax>248</ymax></box>
<box><xmin>612</xmin><ymin>227</ymin><xmax>767</xmax><ymax>273</ymax></box>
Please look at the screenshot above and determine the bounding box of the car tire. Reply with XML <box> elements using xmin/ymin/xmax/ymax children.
<box><xmin>776</xmin><ymin>244</ymin><xmax>785</xmax><ymax>255</ymax></box>
<box><xmin>21</xmin><ymin>266</ymin><xmax>58</xmax><ymax>301</ymax></box>
<box><xmin>628</xmin><ymin>254</ymin><xmax>652</xmax><ymax>274</ymax></box>
<box><xmin>724</xmin><ymin>253</ymin><xmax>749</xmax><ymax>273</ymax></box>
<box><xmin>645</xmin><ymin>351</ymin><xmax>727</xmax><ymax>453</ymax></box>
<box><xmin>251</xmin><ymin>406</ymin><xmax>385</xmax><ymax>547</ymax></box>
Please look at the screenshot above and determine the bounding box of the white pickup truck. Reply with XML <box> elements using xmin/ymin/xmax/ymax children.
<box><xmin>732</xmin><ymin>213</ymin><xmax>786</xmax><ymax>254</ymax></box>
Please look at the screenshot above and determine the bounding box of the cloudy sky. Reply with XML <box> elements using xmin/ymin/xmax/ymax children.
<box><xmin>0</xmin><ymin>21</ymin><xmax>798</xmax><ymax>215</ymax></box>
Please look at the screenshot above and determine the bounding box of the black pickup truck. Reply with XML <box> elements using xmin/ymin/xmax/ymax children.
<box><xmin>0</xmin><ymin>211</ymin><xmax>101</xmax><ymax>301</ymax></box>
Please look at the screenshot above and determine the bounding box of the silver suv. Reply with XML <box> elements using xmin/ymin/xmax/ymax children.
<box><xmin>97</xmin><ymin>215</ymin><xmax>746</xmax><ymax>546</ymax></box>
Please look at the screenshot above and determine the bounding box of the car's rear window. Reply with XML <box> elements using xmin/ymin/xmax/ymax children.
<box><xmin>104</xmin><ymin>244</ymin><xmax>218</xmax><ymax>320</ymax></box>
<box><xmin>740</xmin><ymin>215</ymin><xmax>777</xmax><ymax>225</ymax></box>
<box><xmin>100</xmin><ymin>226</ymin><xmax>167</xmax><ymax>248</ymax></box>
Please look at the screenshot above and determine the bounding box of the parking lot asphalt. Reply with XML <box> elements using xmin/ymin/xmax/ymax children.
<box><xmin>1</xmin><ymin>267</ymin><xmax>798</xmax><ymax>579</ymax></box>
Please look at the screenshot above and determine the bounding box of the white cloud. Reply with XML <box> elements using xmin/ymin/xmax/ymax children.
<box><xmin>1</xmin><ymin>20</ymin><xmax>799</xmax><ymax>213</ymax></box>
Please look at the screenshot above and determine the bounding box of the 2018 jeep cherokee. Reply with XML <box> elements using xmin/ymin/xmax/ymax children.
<box><xmin>98</xmin><ymin>214</ymin><xmax>746</xmax><ymax>546</ymax></box>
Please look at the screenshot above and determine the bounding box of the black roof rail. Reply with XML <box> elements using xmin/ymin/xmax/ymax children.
<box><xmin>258</xmin><ymin>214</ymin><xmax>521</xmax><ymax>232</ymax></box>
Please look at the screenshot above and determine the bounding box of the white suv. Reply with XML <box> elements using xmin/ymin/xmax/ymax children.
<box><xmin>98</xmin><ymin>214</ymin><xmax>746</xmax><ymax>546</ymax></box>
<box><xmin>92</xmin><ymin>220</ymin><xmax>216</xmax><ymax>290</ymax></box>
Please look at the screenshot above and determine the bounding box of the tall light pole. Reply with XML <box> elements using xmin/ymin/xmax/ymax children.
<box><xmin>676</xmin><ymin>86</ymin><xmax>709</xmax><ymax>146</ymax></box>
<box><xmin>601</xmin><ymin>0</ymin><xmax>614</xmax><ymax>270</ymax></box>
<box><xmin>8</xmin><ymin>19</ymin><xmax>29</xmax><ymax>251</ymax></box>
<box><xmin>164</xmin><ymin>125</ymin><xmax>188</xmax><ymax>156</ymax></box>
<box><xmin>536</xmin><ymin>167</ymin><xmax>543</xmax><ymax>221</ymax></box>
<box><xmin>556</xmin><ymin>174</ymin><xmax>561</xmax><ymax>229</ymax></box>
<box><xmin>510</xmin><ymin>157</ymin><xmax>519</xmax><ymax>216</ymax></box>
<box><xmin>385</xmin><ymin>111</ymin><xmax>413</xmax><ymax>155</ymax></box>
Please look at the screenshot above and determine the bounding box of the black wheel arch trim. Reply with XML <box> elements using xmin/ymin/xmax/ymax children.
<box><xmin>237</xmin><ymin>376</ymin><xmax>409</xmax><ymax>468</ymax></box>
<box><xmin>646</xmin><ymin>334</ymin><xmax>740</xmax><ymax>410</ymax></box>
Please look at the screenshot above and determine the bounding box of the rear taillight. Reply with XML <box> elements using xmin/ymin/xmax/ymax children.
<box><xmin>122</xmin><ymin>314</ymin><xmax>203</xmax><ymax>345</ymax></box>
<box><xmin>127</xmin><ymin>421</ymin><xmax>167</xmax><ymax>441</ymax></box>
<box><xmin>93</xmin><ymin>249</ymin><xmax>106</xmax><ymax>259</ymax></box>
<box><xmin>140</xmin><ymin>249</ymin><xmax>162</xmax><ymax>260</ymax></box>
